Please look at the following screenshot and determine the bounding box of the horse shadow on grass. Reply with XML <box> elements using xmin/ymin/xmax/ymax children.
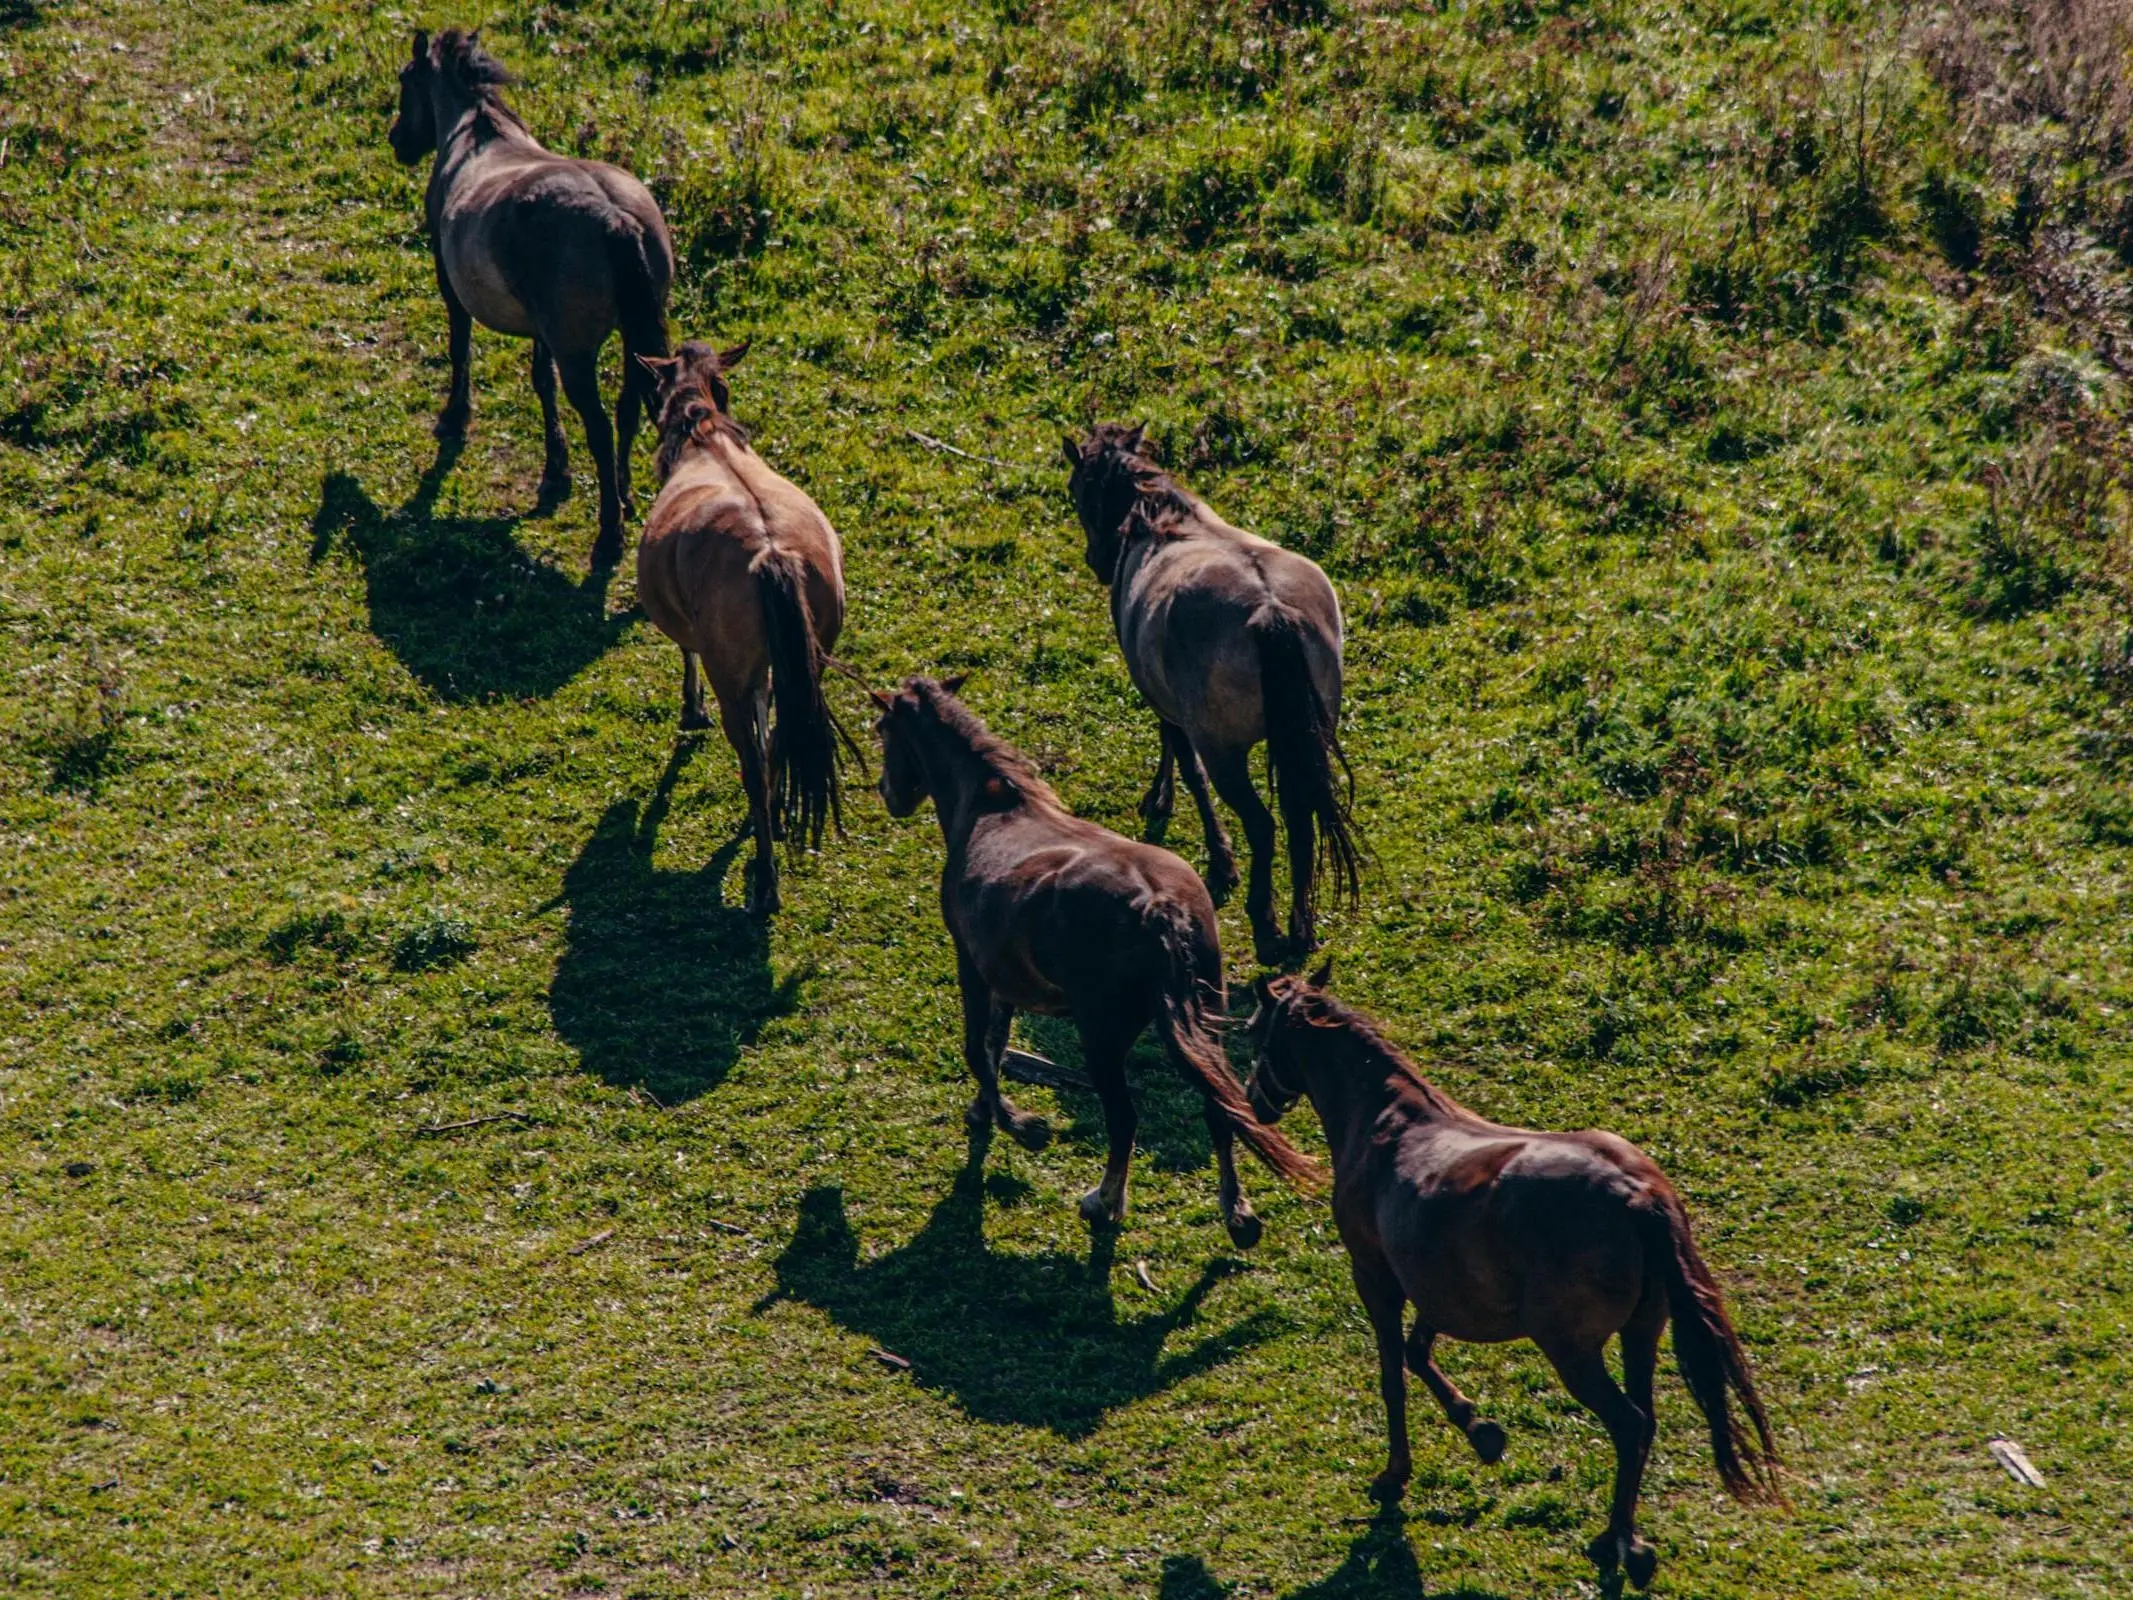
<box><xmin>762</xmin><ymin>1131</ymin><xmax>1278</xmax><ymax>1437</ymax></box>
<box><xmin>308</xmin><ymin>440</ymin><xmax>628</xmax><ymax>702</ymax></box>
<box><xmin>546</xmin><ymin>745</ymin><xmax>799</xmax><ymax>1105</ymax></box>
<box><xmin>1158</xmin><ymin>1512</ymin><xmax>1509</xmax><ymax>1600</ymax></box>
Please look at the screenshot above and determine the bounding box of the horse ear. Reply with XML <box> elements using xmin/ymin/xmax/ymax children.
<box><xmin>636</xmin><ymin>353</ymin><xmax>678</xmax><ymax>387</ymax></box>
<box><xmin>718</xmin><ymin>340</ymin><xmax>751</xmax><ymax>370</ymax></box>
<box><xmin>1307</xmin><ymin>956</ymin><xmax>1334</xmax><ymax>988</ymax></box>
<box><xmin>411</xmin><ymin>28</ymin><xmax>429</xmax><ymax>61</ymax></box>
<box><xmin>867</xmin><ymin>688</ymin><xmax>894</xmax><ymax>710</ymax></box>
<box><xmin>1061</xmin><ymin>434</ymin><xmax>1081</xmax><ymax>468</ymax></box>
<box><xmin>1125</xmin><ymin>422</ymin><xmax>1148</xmax><ymax>453</ymax></box>
<box><xmin>939</xmin><ymin>672</ymin><xmax>969</xmax><ymax>695</ymax></box>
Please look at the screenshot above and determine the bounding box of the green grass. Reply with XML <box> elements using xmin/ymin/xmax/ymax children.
<box><xmin>4</xmin><ymin>0</ymin><xmax>2132</xmax><ymax>1594</ymax></box>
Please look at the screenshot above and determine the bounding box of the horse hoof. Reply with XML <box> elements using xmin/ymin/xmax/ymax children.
<box><xmin>1223</xmin><ymin>1209</ymin><xmax>1263</xmax><ymax>1250</ymax></box>
<box><xmin>679</xmin><ymin>708</ymin><xmax>712</xmax><ymax>733</ymax></box>
<box><xmin>1005</xmin><ymin>1112</ymin><xmax>1051</xmax><ymax>1151</ymax></box>
<box><xmin>1585</xmin><ymin>1532</ymin><xmax>1622</xmax><ymax>1573</ymax></box>
<box><xmin>1078</xmin><ymin>1188</ymin><xmax>1124</xmax><ymax>1226</ymax></box>
<box><xmin>1205</xmin><ymin>865</ymin><xmax>1238</xmax><ymax>907</ymax></box>
<box><xmin>591</xmin><ymin>533</ymin><xmax>624</xmax><ymax>569</ymax></box>
<box><xmin>538</xmin><ymin>467</ymin><xmax>571</xmax><ymax>501</ymax></box>
<box><xmin>433</xmin><ymin>409</ymin><xmax>468</xmax><ymax>442</ymax></box>
<box><xmin>1367</xmin><ymin>1467</ymin><xmax>1409</xmax><ymax>1504</ymax></box>
<box><xmin>1624</xmin><ymin>1540</ymin><xmax>1658</xmax><ymax>1589</ymax></box>
<box><xmin>1468</xmin><ymin>1421</ymin><xmax>1506</xmax><ymax>1464</ymax></box>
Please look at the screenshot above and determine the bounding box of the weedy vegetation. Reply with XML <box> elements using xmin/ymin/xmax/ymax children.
<box><xmin>2</xmin><ymin>0</ymin><xmax>2130</xmax><ymax>1594</ymax></box>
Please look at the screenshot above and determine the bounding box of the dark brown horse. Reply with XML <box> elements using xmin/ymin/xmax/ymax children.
<box><xmin>637</xmin><ymin>342</ymin><xmax>852</xmax><ymax>916</ymax></box>
<box><xmin>388</xmin><ymin>28</ymin><xmax>672</xmax><ymax>563</ymax></box>
<box><xmin>1244</xmin><ymin>967</ymin><xmax>1779</xmax><ymax>1587</ymax></box>
<box><xmin>871</xmin><ymin>674</ymin><xmax>1321</xmax><ymax>1243</ymax></box>
<box><xmin>1064</xmin><ymin>423</ymin><xmax>1361</xmax><ymax>966</ymax></box>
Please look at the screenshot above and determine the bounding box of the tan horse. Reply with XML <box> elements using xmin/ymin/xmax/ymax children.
<box><xmin>1064</xmin><ymin>424</ymin><xmax>1360</xmax><ymax>966</ymax></box>
<box><xmin>1244</xmin><ymin>967</ymin><xmax>1780</xmax><ymax>1588</ymax></box>
<box><xmin>871</xmin><ymin>674</ymin><xmax>1321</xmax><ymax>1242</ymax></box>
<box><xmin>637</xmin><ymin>342</ymin><xmax>852</xmax><ymax>916</ymax></box>
<box><xmin>388</xmin><ymin>28</ymin><xmax>672</xmax><ymax>564</ymax></box>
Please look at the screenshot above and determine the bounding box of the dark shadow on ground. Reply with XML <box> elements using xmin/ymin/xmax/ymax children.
<box><xmin>1159</xmin><ymin>1512</ymin><xmax>1509</xmax><ymax>1599</ymax></box>
<box><xmin>762</xmin><ymin>1131</ymin><xmax>1276</xmax><ymax>1436</ymax></box>
<box><xmin>309</xmin><ymin>443</ymin><xmax>627</xmax><ymax>702</ymax></box>
<box><xmin>0</xmin><ymin>0</ymin><xmax>46</xmax><ymax>30</ymax></box>
<box><xmin>547</xmin><ymin>746</ymin><xmax>797</xmax><ymax>1104</ymax></box>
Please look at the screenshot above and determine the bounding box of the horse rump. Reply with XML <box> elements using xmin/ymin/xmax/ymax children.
<box><xmin>756</xmin><ymin>549</ymin><xmax>856</xmax><ymax>854</ymax></box>
<box><xmin>1639</xmin><ymin>1191</ymin><xmax>1783</xmax><ymax>1502</ymax></box>
<box><xmin>1149</xmin><ymin>906</ymin><xmax>1323</xmax><ymax>1192</ymax></box>
<box><xmin>605</xmin><ymin>219</ymin><xmax>670</xmax><ymax>366</ymax></box>
<box><xmin>1252</xmin><ymin>604</ymin><xmax>1362</xmax><ymax>905</ymax></box>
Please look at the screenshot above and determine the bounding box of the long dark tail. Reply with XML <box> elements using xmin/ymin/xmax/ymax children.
<box><xmin>1641</xmin><ymin>1191</ymin><xmax>1782</xmax><ymax>1502</ymax></box>
<box><xmin>756</xmin><ymin>549</ymin><xmax>855</xmax><ymax>854</ymax></box>
<box><xmin>1252</xmin><ymin>603</ymin><xmax>1363</xmax><ymax>906</ymax></box>
<box><xmin>1150</xmin><ymin>905</ymin><xmax>1323</xmax><ymax>1192</ymax></box>
<box><xmin>606</xmin><ymin>219</ymin><xmax>670</xmax><ymax>363</ymax></box>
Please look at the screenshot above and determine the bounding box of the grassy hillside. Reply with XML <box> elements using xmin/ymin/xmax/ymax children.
<box><xmin>3</xmin><ymin>0</ymin><xmax>2131</xmax><ymax>1594</ymax></box>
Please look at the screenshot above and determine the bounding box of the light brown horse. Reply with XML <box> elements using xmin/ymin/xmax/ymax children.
<box><xmin>637</xmin><ymin>341</ymin><xmax>852</xmax><ymax>916</ymax></box>
<box><xmin>1064</xmin><ymin>424</ymin><xmax>1360</xmax><ymax>967</ymax></box>
<box><xmin>871</xmin><ymin>674</ymin><xmax>1321</xmax><ymax>1242</ymax></box>
<box><xmin>1244</xmin><ymin>967</ymin><xmax>1779</xmax><ymax>1588</ymax></box>
<box><xmin>389</xmin><ymin>28</ymin><xmax>673</xmax><ymax>564</ymax></box>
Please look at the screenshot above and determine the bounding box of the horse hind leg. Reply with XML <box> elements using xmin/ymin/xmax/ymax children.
<box><xmin>614</xmin><ymin>344</ymin><xmax>652</xmax><ymax>517</ymax></box>
<box><xmin>717</xmin><ymin>688</ymin><xmax>777</xmax><ymax>916</ymax></box>
<box><xmin>1350</xmin><ymin>1253</ymin><xmax>1412</xmax><ymax>1502</ymax></box>
<box><xmin>433</xmin><ymin>262</ymin><xmax>473</xmax><ymax>441</ymax></box>
<box><xmin>1546</xmin><ymin>1341</ymin><xmax>1659</xmax><ymax>1588</ymax></box>
<box><xmin>1199</xmin><ymin>1091</ymin><xmax>1260</xmax><ymax>1249</ymax></box>
<box><xmin>556</xmin><ymin>350</ymin><xmax>623</xmax><ymax>565</ymax></box>
<box><xmin>678</xmin><ymin>649</ymin><xmax>711</xmax><ymax>733</ymax></box>
<box><xmin>531</xmin><ymin>339</ymin><xmax>570</xmax><ymax>500</ymax></box>
<box><xmin>1172</xmin><ymin>729</ymin><xmax>1239</xmax><ymax>904</ymax></box>
<box><xmin>1407</xmin><ymin>1326</ymin><xmax>1506</xmax><ymax>1464</ymax></box>
<box><xmin>1139</xmin><ymin>724</ymin><xmax>1178</xmax><ymax>842</ymax></box>
<box><xmin>1075</xmin><ymin>1024</ymin><xmax>1137</xmax><ymax>1228</ymax></box>
<box><xmin>957</xmin><ymin>950</ymin><xmax>1048</xmax><ymax>1150</ymax></box>
<box><xmin>1203</xmin><ymin>745</ymin><xmax>1280</xmax><ymax>965</ymax></box>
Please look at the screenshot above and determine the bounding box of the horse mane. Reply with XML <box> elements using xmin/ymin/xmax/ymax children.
<box><xmin>654</xmin><ymin>373</ymin><xmax>752</xmax><ymax>479</ymax></box>
<box><xmin>912</xmin><ymin>678</ymin><xmax>1063</xmax><ymax>811</ymax></box>
<box><xmin>1286</xmin><ymin>984</ymin><xmax>1468</xmax><ymax>1118</ymax></box>
<box><xmin>1086</xmin><ymin>423</ymin><xmax>1198</xmax><ymax>543</ymax></box>
<box><xmin>432</xmin><ymin>28</ymin><xmax>529</xmax><ymax>133</ymax></box>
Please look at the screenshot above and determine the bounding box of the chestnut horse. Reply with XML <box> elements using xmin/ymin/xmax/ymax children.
<box><xmin>1244</xmin><ymin>968</ymin><xmax>1779</xmax><ymax>1588</ymax></box>
<box><xmin>388</xmin><ymin>28</ymin><xmax>672</xmax><ymax>564</ymax></box>
<box><xmin>1064</xmin><ymin>423</ymin><xmax>1361</xmax><ymax>965</ymax></box>
<box><xmin>637</xmin><ymin>342</ymin><xmax>851</xmax><ymax>916</ymax></box>
<box><xmin>871</xmin><ymin>674</ymin><xmax>1320</xmax><ymax>1242</ymax></box>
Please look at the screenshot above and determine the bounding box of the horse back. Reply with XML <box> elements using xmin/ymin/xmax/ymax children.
<box><xmin>1118</xmin><ymin>516</ymin><xmax>1343</xmax><ymax>744</ymax></box>
<box><xmin>1368</xmin><ymin>1122</ymin><xmax>1653</xmax><ymax>1344</ymax></box>
<box><xmin>951</xmin><ymin>810</ymin><xmax>1217</xmax><ymax>1016</ymax></box>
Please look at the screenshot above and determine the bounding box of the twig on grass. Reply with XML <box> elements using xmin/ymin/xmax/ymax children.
<box><xmin>901</xmin><ymin>427</ymin><xmax>1025</xmax><ymax>474</ymax></box>
<box><xmin>411</xmin><ymin>1111</ymin><xmax>538</xmax><ymax>1137</ymax></box>
<box><xmin>568</xmin><ymin>1228</ymin><xmax>617</xmax><ymax>1257</ymax></box>
<box><xmin>1001</xmin><ymin>1047</ymin><xmax>1094</xmax><ymax>1092</ymax></box>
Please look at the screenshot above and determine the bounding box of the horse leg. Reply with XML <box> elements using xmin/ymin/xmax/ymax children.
<box><xmin>1547</xmin><ymin>1342</ymin><xmax>1659</xmax><ymax>1588</ymax></box>
<box><xmin>531</xmin><ymin>338</ymin><xmax>570</xmax><ymax>499</ymax></box>
<box><xmin>1172</xmin><ymin>729</ymin><xmax>1238</xmax><ymax>904</ymax></box>
<box><xmin>1139</xmin><ymin>723</ymin><xmax>1178</xmax><ymax>842</ymax></box>
<box><xmin>432</xmin><ymin>258</ymin><xmax>472</xmax><ymax>441</ymax></box>
<box><xmin>1203</xmin><ymin>745</ymin><xmax>1281</xmax><ymax>965</ymax></box>
<box><xmin>556</xmin><ymin>350</ymin><xmax>624</xmax><ymax>565</ymax></box>
<box><xmin>1200</xmin><ymin>1092</ymin><xmax>1260</xmax><ymax>1249</ymax></box>
<box><xmin>1350</xmin><ymin>1252</ymin><xmax>1412</xmax><ymax>1502</ymax></box>
<box><xmin>678</xmin><ymin>648</ymin><xmax>711</xmax><ymax>733</ymax></box>
<box><xmin>956</xmin><ymin>948</ymin><xmax>1048</xmax><ymax>1149</ymax></box>
<box><xmin>1075</xmin><ymin>1024</ymin><xmax>1137</xmax><ymax>1228</ymax></box>
<box><xmin>718</xmin><ymin>687</ymin><xmax>777</xmax><ymax>916</ymax></box>
<box><xmin>1406</xmin><ymin>1326</ymin><xmax>1506</xmax><ymax>1463</ymax></box>
<box><xmin>1615</xmin><ymin>1297</ymin><xmax>1665</xmax><ymax>1587</ymax></box>
<box><xmin>614</xmin><ymin>346</ymin><xmax>649</xmax><ymax>518</ymax></box>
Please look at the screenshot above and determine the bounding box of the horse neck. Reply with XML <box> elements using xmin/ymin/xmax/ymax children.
<box><xmin>915</xmin><ymin>721</ymin><xmax>1030</xmax><ymax>849</ymax></box>
<box><xmin>432</xmin><ymin>89</ymin><xmax>536</xmax><ymax>177</ymax></box>
<box><xmin>1292</xmin><ymin>1020</ymin><xmax>1449</xmax><ymax>1158</ymax></box>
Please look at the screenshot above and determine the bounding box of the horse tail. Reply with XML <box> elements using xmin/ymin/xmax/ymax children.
<box><xmin>1251</xmin><ymin>602</ymin><xmax>1363</xmax><ymax>907</ymax></box>
<box><xmin>1639</xmin><ymin>1188</ymin><xmax>1783</xmax><ymax>1503</ymax></box>
<box><xmin>1149</xmin><ymin>905</ymin><xmax>1323</xmax><ymax>1193</ymax></box>
<box><xmin>755</xmin><ymin>547</ymin><xmax>854</xmax><ymax>854</ymax></box>
<box><xmin>605</xmin><ymin>217</ymin><xmax>670</xmax><ymax>363</ymax></box>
